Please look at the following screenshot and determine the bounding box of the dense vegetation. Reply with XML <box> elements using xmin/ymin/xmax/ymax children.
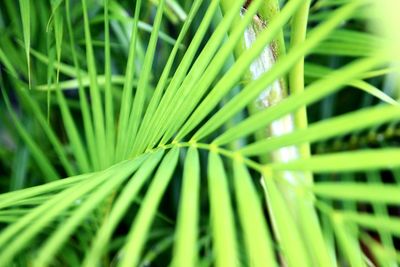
<box><xmin>0</xmin><ymin>0</ymin><xmax>399</xmax><ymax>266</ymax></box>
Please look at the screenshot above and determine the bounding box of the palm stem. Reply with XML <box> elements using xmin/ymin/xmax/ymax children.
<box><xmin>220</xmin><ymin>1</ymin><xmax>332</xmax><ymax>266</ymax></box>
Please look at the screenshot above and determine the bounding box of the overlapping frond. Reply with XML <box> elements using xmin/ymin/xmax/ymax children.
<box><xmin>0</xmin><ymin>0</ymin><xmax>399</xmax><ymax>266</ymax></box>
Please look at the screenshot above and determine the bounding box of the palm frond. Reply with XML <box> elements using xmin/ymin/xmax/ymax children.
<box><xmin>0</xmin><ymin>0</ymin><xmax>399</xmax><ymax>266</ymax></box>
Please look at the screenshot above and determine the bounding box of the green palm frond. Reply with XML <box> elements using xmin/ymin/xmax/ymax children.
<box><xmin>0</xmin><ymin>0</ymin><xmax>399</xmax><ymax>266</ymax></box>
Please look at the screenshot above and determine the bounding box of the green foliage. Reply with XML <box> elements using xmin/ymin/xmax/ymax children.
<box><xmin>0</xmin><ymin>0</ymin><xmax>399</xmax><ymax>266</ymax></box>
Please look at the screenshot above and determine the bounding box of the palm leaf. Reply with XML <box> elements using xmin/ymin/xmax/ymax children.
<box><xmin>0</xmin><ymin>0</ymin><xmax>399</xmax><ymax>266</ymax></box>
